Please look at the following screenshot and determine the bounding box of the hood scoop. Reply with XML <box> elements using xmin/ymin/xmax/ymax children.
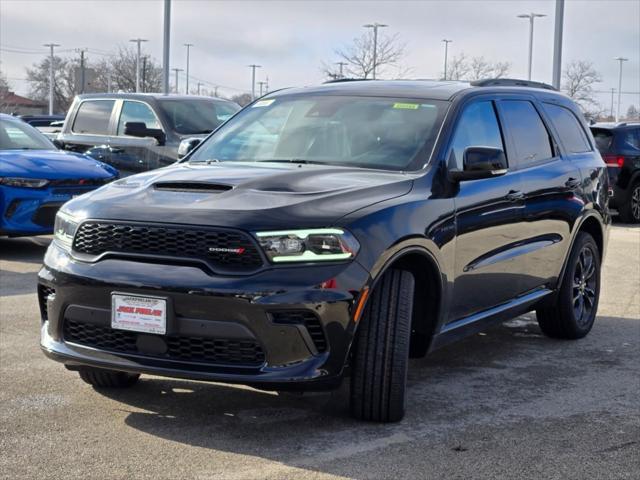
<box><xmin>153</xmin><ymin>181</ymin><xmax>233</xmax><ymax>193</ymax></box>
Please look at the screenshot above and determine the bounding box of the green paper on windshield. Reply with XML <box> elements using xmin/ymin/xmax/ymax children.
<box><xmin>393</xmin><ymin>102</ymin><xmax>420</xmax><ymax>110</ymax></box>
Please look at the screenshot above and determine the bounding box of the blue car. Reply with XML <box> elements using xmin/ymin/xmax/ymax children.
<box><xmin>0</xmin><ymin>114</ymin><xmax>118</xmax><ymax>237</ymax></box>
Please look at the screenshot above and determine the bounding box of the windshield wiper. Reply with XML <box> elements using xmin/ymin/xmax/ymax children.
<box><xmin>255</xmin><ymin>159</ymin><xmax>327</xmax><ymax>165</ymax></box>
<box><xmin>189</xmin><ymin>158</ymin><xmax>221</xmax><ymax>164</ymax></box>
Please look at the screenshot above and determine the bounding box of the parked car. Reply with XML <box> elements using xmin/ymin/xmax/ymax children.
<box><xmin>39</xmin><ymin>79</ymin><xmax>609</xmax><ymax>422</ymax></box>
<box><xmin>56</xmin><ymin>94</ymin><xmax>240</xmax><ymax>175</ymax></box>
<box><xmin>37</xmin><ymin>120</ymin><xmax>65</xmax><ymax>141</ymax></box>
<box><xmin>19</xmin><ymin>114</ymin><xmax>66</xmax><ymax>127</ymax></box>
<box><xmin>0</xmin><ymin>113</ymin><xmax>118</xmax><ymax>237</ymax></box>
<box><xmin>590</xmin><ymin>122</ymin><xmax>640</xmax><ymax>222</ymax></box>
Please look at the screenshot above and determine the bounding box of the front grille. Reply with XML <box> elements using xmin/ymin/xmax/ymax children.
<box><xmin>38</xmin><ymin>285</ymin><xmax>56</xmax><ymax>321</ymax></box>
<box><xmin>63</xmin><ymin>320</ymin><xmax>266</xmax><ymax>366</ymax></box>
<box><xmin>72</xmin><ymin>222</ymin><xmax>264</xmax><ymax>271</ymax></box>
<box><xmin>32</xmin><ymin>203</ymin><xmax>63</xmax><ymax>227</ymax></box>
<box><xmin>271</xmin><ymin>310</ymin><xmax>327</xmax><ymax>353</ymax></box>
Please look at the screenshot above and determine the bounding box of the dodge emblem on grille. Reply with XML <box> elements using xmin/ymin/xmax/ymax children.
<box><xmin>208</xmin><ymin>247</ymin><xmax>246</xmax><ymax>254</ymax></box>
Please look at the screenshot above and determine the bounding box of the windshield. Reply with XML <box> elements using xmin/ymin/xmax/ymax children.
<box><xmin>0</xmin><ymin>118</ymin><xmax>54</xmax><ymax>150</ymax></box>
<box><xmin>158</xmin><ymin>99</ymin><xmax>240</xmax><ymax>135</ymax></box>
<box><xmin>189</xmin><ymin>95</ymin><xmax>447</xmax><ymax>171</ymax></box>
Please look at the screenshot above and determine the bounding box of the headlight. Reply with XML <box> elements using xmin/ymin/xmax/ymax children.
<box><xmin>53</xmin><ymin>211</ymin><xmax>79</xmax><ymax>251</ymax></box>
<box><xmin>0</xmin><ymin>177</ymin><xmax>49</xmax><ymax>188</ymax></box>
<box><xmin>255</xmin><ymin>228</ymin><xmax>359</xmax><ymax>263</ymax></box>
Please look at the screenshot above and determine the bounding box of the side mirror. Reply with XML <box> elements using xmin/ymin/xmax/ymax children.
<box><xmin>449</xmin><ymin>146</ymin><xmax>508</xmax><ymax>182</ymax></box>
<box><xmin>124</xmin><ymin>122</ymin><xmax>166</xmax><ymax>146</ymax></box>
<box><xmin>177</xmin><ymin>137</ymin><xmax>202</xmax><ymax>159</ymax></box>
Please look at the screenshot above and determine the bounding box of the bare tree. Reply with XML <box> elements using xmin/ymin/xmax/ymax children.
<box><xmin>324</xmin><ymin>30</ymin><xmax>406</xmax><ymax>80</ymax></box>
<box><xmin>230</xmin><ymin>93</ymin><xmax>252</xmax><ymax>107</ymax></box>
<box><xmin>26</xmin><ymin>55</ymin><xmax>80</xmax><ymax>113</ymax></box>
<box><xmin>626</xmin><ymin>105</ymin><xmax>639</xmax><ymax>120</ymax></box>
<box><xmin>562</xmin><ymin>60</ymin><xmax>602</xmax><ymax>115</ymax></box>
<box><xmin>445</xmin><ymin>53</ymin><xmax>511</xmax><ymax>81</ymax></box>
<box><xmin>92</xmin><ymin>47</ymin><xmax>162</xmax><ymax>93</ymax></box>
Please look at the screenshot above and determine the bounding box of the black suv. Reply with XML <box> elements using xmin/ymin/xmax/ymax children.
<box><xmin>590</xmin><ymin>122</ymin><xmax>640</xmax><ymax>222</ymax></box>
<box><xmin>56</xmin><ymin>93</ymin><xmax>240</xmax><ymax>175</ymax></box>
<box><xmin>39</xmin><ymin>79</ymin><xmax>609</xmax><ymax>422</ymax></box>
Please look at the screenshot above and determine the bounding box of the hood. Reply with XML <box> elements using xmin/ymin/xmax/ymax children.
<box><xmin>63</xmin><ymin>162</ymin><xmax>414</xmax><ymax>229</ymax></box>
<box><xmin>0</xmin><ymin>149</ymin><xmax>117</xmax><ymax>179</ymax></box>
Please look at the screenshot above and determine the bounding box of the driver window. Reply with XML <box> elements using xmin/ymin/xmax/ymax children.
<box><xmin>449</xmin><ymin>101</ymin><xmax>505</xmax><ymax>170</ymax></box>
<box><xmin>118</xmin><ymin>101</ymin><xmax>161</xmax><ymax>135</ymax></box>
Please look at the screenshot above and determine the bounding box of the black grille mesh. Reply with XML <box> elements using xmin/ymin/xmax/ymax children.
<box><xmin>271</xmin><ymin>310</ymin><xmax>327</xmax><ymax>353</ymax></box>
<box><xmin>63</xmin><ymin>320</ymin><xmax>266</xmax><ymax>366</ymax></box>
<box><xmin>72</xmin><ymin>222</ymin><xmax>263</xmax><ymax>271</ymax></box>
<box><xmin>38</xmin><ymin>285</ymin><xmax>56</xmax><ymax>321</ymax></box>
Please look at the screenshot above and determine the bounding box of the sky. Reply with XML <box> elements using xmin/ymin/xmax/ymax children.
<box><xmin>1</xmin><ymin>0</ymin><xmax>639</xmax><ymax>113</ymax></box>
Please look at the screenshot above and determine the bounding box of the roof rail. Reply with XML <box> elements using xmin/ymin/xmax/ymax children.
<box><xmin>470</xmin><ymin>78</ymin><xmax>558</xmax><ymax>91</ymax></box>
<box><xmin>323</xmin><ymin>78</ymin><xmax>373</xmax><ymax>84</ymax></box>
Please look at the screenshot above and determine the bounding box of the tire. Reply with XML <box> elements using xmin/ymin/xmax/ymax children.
<box><xmin>78</xmin><ymin>367</ymin><xmax>140</xmax><ymax>388</ymax></box>
<box><xmin>618</xmin><ymin>182</ymin><xmax>640</xmax><ymax>224</ymax></box>
<box><xmin>536</xmin><ymin>232</ymin><xmax>601</xmax><ymax>339</ymax></box>
<box><xmin>350</xmin><ymin>269</ymin><xmax>414</xmax><ymax>422</ymax></box>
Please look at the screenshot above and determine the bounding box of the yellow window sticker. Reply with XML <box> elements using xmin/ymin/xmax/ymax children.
<box><xmin>393</xmin><ymin>102</ymin><xmax>420</xmax><ymax>110</ymax></box>
<box><xmin>253</xmin><ymin>99</ymin><xmax>275</xmax><ymax>108</ymax></box>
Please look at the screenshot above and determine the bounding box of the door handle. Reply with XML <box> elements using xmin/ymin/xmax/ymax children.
<box><xmin>565</xmin><ymin>177</ymin><xmax>581</xmax><ymax>190</ymax></box>
<box><xmin>506</xmin><ymin>190</ymin><xmax>525</xmax><ymax>202</ymax></box>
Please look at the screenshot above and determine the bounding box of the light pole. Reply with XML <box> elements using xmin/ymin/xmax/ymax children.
<box><xmin>197</xmin><ymin>82</ymin><xmax>203</xmax><ymax>95</ymax></box>
<box><xmin>43</xmin><ymin>43</ymin><xmax>60</xmax><ymax>115</ymax></box>
<box><xmin>130</xmin><ymin>38</ymin><xmax>148</xmax><ymax>93</ymax></box>
<box><xmin>363</xmin><ymin>23</ymin><xmax>388</xmax><ymax>79</ymax></box>
<box><xmin>258</xmin><ymin>81</ymin><xmax>267</xmax><ymax>97</ymax></box>
<box><xmin>172</xmin><ymin>68</ymin><xmax>183</xmax><ymax>93</ymax></box>
<box><xmin>248</xmin><ymin>64</ymin><xmax>262</xmax><ymax>100</ymax></box>
<box><xmin>441</xmin><ymin>39</ymin><xmax>452</xmax><ymax>80</ymax></box>
<box><xmin>517</xmin><ymin>12</ymin><xmax>546</xmax><ymax>80</ymax></box>
<box><xmin>184</xmin><ymin>43</ymin><xmax>193</xmax><ymax>94</ymax></box>
<box><xmin>614</xmin><ymin>57</ymin><xmax>628</xmax><ymax>122</ymax></box>
<box><xmin>162</xmin><ymin>0</ymin><xmax>171</xmax><ymax>95</ymax></box>
<box><xmin>336</xmin><ymin>61</ymin><xmax>347</xmax><ymax>79</ymax></box>
<box><xmin>610</xmin><ymin>88</ymin><xmax>616</xmax><ymax>119</ymax></box>
<box><xmin>551</xmin><ymin>0</ymin><xmax>564</xmax><ymax>89</ymax></box>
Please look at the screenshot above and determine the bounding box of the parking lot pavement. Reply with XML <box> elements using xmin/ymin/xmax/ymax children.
<box><xmin>0</xmin><ymin>225</ymin><xmax>638</xmax><ymax>480</ymax></box>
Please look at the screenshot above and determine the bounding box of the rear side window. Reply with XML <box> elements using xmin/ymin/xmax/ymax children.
<box><xmin>449</xmin><ymin>101</ymin><xmax>505</xmax><ymax>170</ymax></box>
<box><xmin>621</xmin><ymin>129</ymin><xmax>640</xmax><ymax>151</ymax></box>
<box><xmin>500</xmin><ymin>100</ymin><xmax>553</xmax><ymax>167</ymax></box>
<box><xmin>544</xmin><ymin>103</ymin><xmax>591</xmax><ymax>153</ymax></box>
<box><xmin>72</xmin><ymin>100</ymin><xmax>115</xmax><ymax>135</ymax></box>
<box><xmin>590</xmin><ymin>128</ymin><xmax>613</xmax><ymax>153</ymax></box>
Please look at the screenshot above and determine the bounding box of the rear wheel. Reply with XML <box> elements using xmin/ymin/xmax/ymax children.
<box><xmin>350</xmin><ymin>269</ymin><xmax>414</xmax><ymax>422</ymax></box>
<box><xmin>618</xmin><ymin>182</ymin><xmax>640</xmax><ymax>223</ymax></box>
<box><xmin>536</xmin><ymin>232</ymin><xmax>601</xmax><ymax>339</ymax></box>
<box><xmin>78</xmin><ymin>367</ymin><xmax>140</xmax><ymax>388</ymax></box>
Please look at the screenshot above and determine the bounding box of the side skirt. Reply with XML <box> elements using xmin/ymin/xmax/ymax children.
<box><xmin>429</xmin><ymin>288</ymin><xmax>553</xmax><ymax>351</ymax></box>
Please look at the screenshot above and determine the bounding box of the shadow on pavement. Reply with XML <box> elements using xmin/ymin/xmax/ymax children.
<box><xmin>88</xmin><ymin>313</ymin><xmax>640</xmax><ymax>479</ymax></box>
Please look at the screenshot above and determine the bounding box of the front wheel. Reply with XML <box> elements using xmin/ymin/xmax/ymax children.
<box><xmin>536</xmin><ymin>232</ymin><xmax>601</xmax><ymax>339</ymax></box>
<box><xmin>350</xmin><ymin>269</ymin><xmax>414</xmax><ymax>422</ymax></box>
<box><xmin>78</xmin><ymin>367</ymin><xmax>140</xmax><ymax>388</ymax></box>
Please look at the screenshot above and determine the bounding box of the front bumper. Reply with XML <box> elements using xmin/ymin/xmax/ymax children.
<box><xmin>1</xmin><ymin>185</ymin><xmax>99</xmax><ymax>236</ymax></box>
<box><xmin>38</xmin><ymin>242</ymin><xmax>370</xmax><ymax>391</ymax></box>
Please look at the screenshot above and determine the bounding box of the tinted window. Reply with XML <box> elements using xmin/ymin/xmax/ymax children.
<box><xmin>189</xmin><ymin>96</ymin><xmax>446</xmax><ymax>171</ymax></box>
<box><xmin>0</xmin><ymin>118</ymin><xmax>53</xmax><ymax>150</ymax></box>
<box><xmin>72</xmin><ymin>100</ymin><xmax>115</xmax><ymax>135</ymax></box>
<box><xmin>117</xmin><ymin>101</ymin><xmax>161</xmax><ymax>135</ymax></box>
<box><xmin>621</xmin><ymin>129</ymin><xmax>640</xmax><ymax>150</ymax></box>
<box><xmin>158</xmin><ymin>99</ymin><xmax>241</xmax><ymax>135</ymax></box>
<box><xmin>500</xmin><ymin>100</ymin><xmax>553</xmax><ymax>166</ymax></box>
<box><xmin>449</xmin><ymin>101</ymin><xmax>504</xmax><ymax>170</ymax></box>
<box><xmin>544</xmin><ymin>103</ymin><xmax>591</xmax><ymax>153</ymax></box>
<box><xmin>590</xmin><ymin>128</ymin><xmax>613</xmax><ymax>153</ymax></box>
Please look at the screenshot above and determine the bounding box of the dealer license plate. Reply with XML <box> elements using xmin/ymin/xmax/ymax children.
<box><xmin>111</xmin><ymin>293</ymin><xmax>167</xmax><ymax>335</ymax></box>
